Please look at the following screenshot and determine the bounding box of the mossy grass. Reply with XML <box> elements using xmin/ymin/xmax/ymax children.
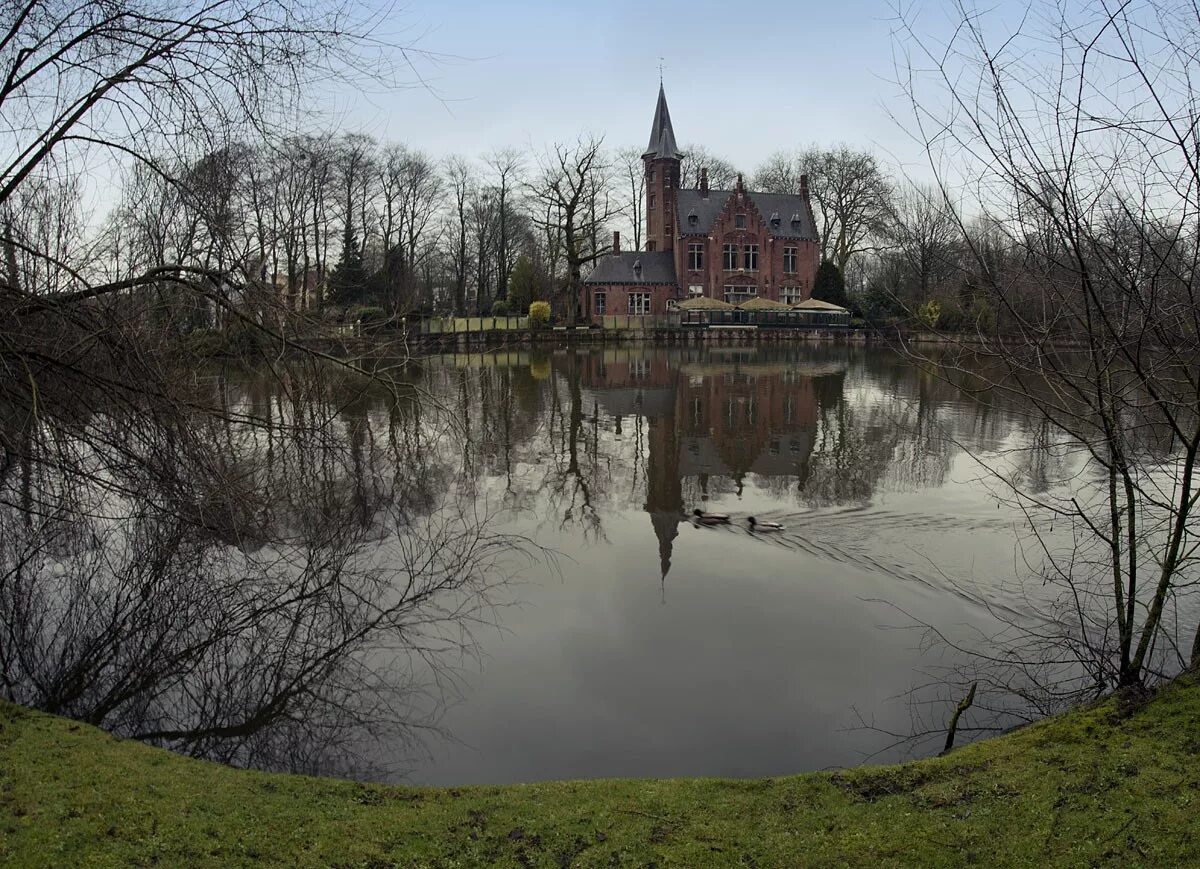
<box><xmin>2</xmin><ymin>679</ymin><xmax>1199</xmax><ymax>866</ymax></box>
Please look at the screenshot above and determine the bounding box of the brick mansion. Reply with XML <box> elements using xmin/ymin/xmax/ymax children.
<box><xmin>582</xmin><ymin>86</ymin><xmax>821</xmax><ymax>322</ymax></box>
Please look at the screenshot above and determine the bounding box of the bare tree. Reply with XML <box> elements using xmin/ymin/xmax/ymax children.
<box><xmin>442</xmin><ymin>156</ymin><xmax>474</xmax><ymax>315</ymax></box>
<box><xmin>528</xmin><ymin>136</ymin><xmax>618</xmax><ymax>324</ymax></box>
<box><xmin>615</xmin><ymin>147</ymin><xmax>645</xmax><ymax>251</ymax></box>
<box><xmin>755</xmin><ymin>146</ymin><xmax>893</xmax><ymax>273</ymax></box>
<box><xmin>886</xmin><ymin>182</ymin><xmax>960</xmax><ymax>302</ymax></box>
<box><xmin>679</xmin><ymin>144</ymin><xmax>740</xmax><ymax>189</ymax></box>
<box><xmin>889</xmin><ymin>0</ymin><xmax>1200</xmax><ymax>707</ymax></box>
<box><xmin>0</xmin><ymin>0</ymin><xmax>503</xmax><ymax>766</ymax></box>
<box><xmin>485</xmin><ymin>149</ymin><xmax>524</xmax><ymax>307</ymax></box>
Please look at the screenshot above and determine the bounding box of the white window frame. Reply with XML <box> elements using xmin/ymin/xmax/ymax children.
<box><xmin>628</xmin><ymin>292</ymin><xmax>651</xmax><ymax>315</ymax></box>
<box><xmin>594</xmin><ymin>291</ymin><xmax>607</xmax><ymax>315</ymax></box>
<box><xmin>723</xmin><ymin>285</ymin><xmax>758</xmax><ymax>304</ymax></box>
<box><xmin>687</xmin><ymin>243</ymin><xmax>704</xmax><ymax>271</ymax></box>
<box><xmin>688</xmin><ymin>284</ymin><xmax>704</xmax><ymax>297</ymax></box>
<box><xmin>783</xmin><ymin>246</ymin><xmax>798</xmax><ymax>274</ymax></box>
<box><xmin>743</xmin><ymin>244</ymin><xmax>759</xmax><ymax>271</ymax></box>
<box><xmin>781</xmin><ymin>286</ymin><xmax>803</xmax><ymax>305</ymax></box>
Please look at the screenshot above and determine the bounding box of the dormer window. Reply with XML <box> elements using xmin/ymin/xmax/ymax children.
<box><xmin>687</xmin><ymin>208</ymin><xmax>698</xmax><ymax>225</ymax></box>
<box><xmin>770</xmin><ymin>212</ymin><xmax>781</xmax><ymax>227</ymax></box>
<box><xmin>735</xmin><ymin>214</ymin><xmax>747</xmax><ymax>229</ymax></box>
<box><xmin>791</xmin><ymin>212</ymin><xmax>802</xmax><ymax>225</ymax></box>
<box><xmin>632</xmin><ymin>258</ymin><xmax>643</xmax><ymax>280</ymax></box>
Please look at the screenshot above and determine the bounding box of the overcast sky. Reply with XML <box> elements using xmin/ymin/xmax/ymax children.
<box><xmin>323</xmin><ymin>0</ymin><xmax>969</xmax><ymax>176</ymax></box>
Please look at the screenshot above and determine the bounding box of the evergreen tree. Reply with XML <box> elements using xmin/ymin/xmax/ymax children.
<box><xmin>506</xmin><ymin>254</ymin><xmax>538</xmax><ymax>313</ymax></box>
<box><xmin>811</xmin><ymin>260</ymin><xmax>848</xmax><ymax>308</ymax></box>
<box><xmin>328</xmin><ymin>221</ymin><xmax>367</xmax><ymax>306</ymax></box>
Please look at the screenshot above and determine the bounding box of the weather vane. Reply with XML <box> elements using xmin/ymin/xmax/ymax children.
<box><xmin>658</xmin><ymin>58</ymin><xmax>665</xmax><ymax>85</ymax></box>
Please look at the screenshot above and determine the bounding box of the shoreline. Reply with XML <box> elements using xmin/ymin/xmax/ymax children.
<box><xmin>285</xmin><ymin>326</ymin><xmax>1096</xmax><ymax>359</ymax></box>
<box><xmin>3</xmin><ymin>678</ymin><xmax>1196</xmax><ymax>865</ymax></box>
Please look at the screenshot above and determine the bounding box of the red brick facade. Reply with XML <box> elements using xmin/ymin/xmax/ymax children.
<box><xmin>583</xmin><ymin>86</ymin><xmax>820</xmax><ymax>323</ymax></box>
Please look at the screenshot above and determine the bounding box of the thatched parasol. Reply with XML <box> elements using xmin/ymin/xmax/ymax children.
<box><xmin>791</xmin><ymin>297</ymin><xmax>849</xmax><ymax>312</ymax></box>
<box><xmin>677</xmin><ymin>296</ymin><xmax>737</xmax><ymax>311</ymax></box>
<box><xmin>738</xmin><ymin>297</ymin><xmax>792</xmax><ymax>311</ymax></box>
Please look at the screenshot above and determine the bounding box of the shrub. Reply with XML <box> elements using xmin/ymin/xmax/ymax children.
<box><xmin>528</xmin><ymin>301</ymin><xmax>551</xmax><ymax>326</ymax></box>
<box><xmin>491</xmin><ymin>299</ymin><xmax>511</xmax><ymax>316</ymax></box>
<box><xmin>347</xmin><ymin>305</ymin><xmax>386</xmax><ymax>324</ymax></box>
<box><xmin>916</xmin><ymin>299</ymin><xmax>941</xmax><ymax>330</ymax></box>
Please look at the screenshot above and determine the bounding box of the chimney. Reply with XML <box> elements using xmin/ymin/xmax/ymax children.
<box><xmin>612</xmin><ymin>230</ymin><xmax>621</xmax><ymax>255</ymax></box>
<box><xmin>735</xmin><ymin>173</ymin><xmax>745</xmax><ymax>193</ymax></box>
<box><xmin>700</xmin><ymin>167</ymin><xmax>709</xmax><ymax>198</ymax></box>
<box><xmin>800</xmin><ymin>174</ymin><xmax>810</xmax><ymax>199</ymax></box>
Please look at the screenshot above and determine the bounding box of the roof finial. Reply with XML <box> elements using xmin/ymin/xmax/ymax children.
<box><xmin>658</xmin><ymin>57</ymin><xmax>665</xmax><ymax>85</ymax></box>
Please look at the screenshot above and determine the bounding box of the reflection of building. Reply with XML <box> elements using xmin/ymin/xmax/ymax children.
<box><xmin>581</xmin><ymin>86</ymin><xmax>820</xmax><ymax>322</ymax></box>
<box><xmin>580</xmin><ymin>351</ymin><xmax>841</xmax><ymax>579</ymax></box>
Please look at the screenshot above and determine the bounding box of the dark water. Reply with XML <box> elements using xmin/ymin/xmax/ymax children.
<box><xmin>380</xmin><ymin>344</ymin><xmax>1058</xmax><ymax>785</ymax></box>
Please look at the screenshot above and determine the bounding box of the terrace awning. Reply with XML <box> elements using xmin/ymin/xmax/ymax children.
<box><xmin>677</xmin><ymin>296</ymin><xmax>737</xmax><ymax>311</ymax></box>
<box><xmin>791</xmin><ymin>298</ymin><xmax>850</xmax><ymax>313</ymax></box>
<box><xmin>738</xmin><ymin>297</ymin><xmax>792</xmax><ymax>311</ymax></box>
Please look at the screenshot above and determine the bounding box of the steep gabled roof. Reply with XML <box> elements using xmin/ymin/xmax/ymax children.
<box><xmin>676</xmin><ymin>189</ymin><xmax>819</xmax><ymax>241</ymax></box>
<box><xmin>643</xmin><ymin>84</ymin><xmax>683</xmax><ymax>161</ymax></box>
<box><xmin>584</xmin><ymin>251</ymin><xmax>677</xmax><ymax>285</ymax></box>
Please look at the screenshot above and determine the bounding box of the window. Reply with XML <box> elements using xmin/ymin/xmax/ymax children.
<box><xmin>723</xmin><ymin>285</ymin><xmax>757</xmax><ymax>303</ymax></box>
<box><xmin>784</xmin><ymin>246</ymin><xmax>798</xmax><ymax>274</ymax></box>
<box><xmin>782</xmin><ymin>286</ymin><xmax>803</xmax><ymax>305</ymax></box>
<box><xmin>743</xmin><ymin>244</ymin><xmax>759</xmax><ymax>271</ymax></box>
<box><xmin>648</xmin><ymin>169</ymin><xmax>656</xmax><ymax>183</ymax></box>
<box><xmin>629</xmin><ymin>292</ymin><xmax>651</xmax><ymax>315</ymax></box>
<box><xmin>647</xmin><ymin>240</ymin><xmax>656</xmax><ymax>252</ymax></box>
<box><xmin>594</xmin><ymin>291</ymin><xmax>606</xmax><ymax>315</ymax></box>
<box><xmin>649</xmin><ymin>193</ymin><xmax>656</xmax><ymax>209</ymax></box>
<box><xmin>691</xmin><ymin>397</ymin><xmax>703</xmax><ymax>425</ymax></box>
<box><xmin>688</xmin><ymin>284</ymin><xmax>703</xmax><ymax>297</ymax></box>
<box><xmin>723</xmin><ymin>243</ymin><xmax>738</xmax><ymax>270</ymax></box>
<box><xmin>687</xmin><ymin>243</ymin><xmax>704</xmax><ymax>271</ymax></box>
<box><xmin>735</xmin><ymin>214</ymin><xmax>747</xmax><ymax>229</ymax></box>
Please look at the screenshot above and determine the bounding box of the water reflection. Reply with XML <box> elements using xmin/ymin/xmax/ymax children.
<box><xmin>0</xmin><ymin>342</ymin><xmax>1090</xmax><ymax>785</ymax></box>
<box><xmin>391</xmin><ymin>345</ymin><xmax>1066</xmax><ymax>784</ymax></box>
<box><xmin>460</xmin><ymin>345</ymin><xmax>1010</xmax><ymax>590</ymax></box>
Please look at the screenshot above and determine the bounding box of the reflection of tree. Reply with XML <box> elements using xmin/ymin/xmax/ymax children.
<box><xmin>549</xmin><ymin>351</ymin><xmax>603</xmax><ymax>539</ymax></box>
<box><xmin>0</xmin><ymin>364</ymin><xmax>521</xmax><ymax>776</ymax></box>
<box><xmin>379</xmin><ymin>346</ymin><xmax>1064</xmax><ymax>609</ymax></box>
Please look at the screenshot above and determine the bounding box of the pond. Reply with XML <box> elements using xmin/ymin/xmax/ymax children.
<box><xmin>373</xmin><ymin>343</ymin><xmax>1059</xmax><ymax>785</ymax></box>
<box><xmin>2</xmin><ymin>340</ymin><xmax>1097</xmax><ymax>786</ymax></box>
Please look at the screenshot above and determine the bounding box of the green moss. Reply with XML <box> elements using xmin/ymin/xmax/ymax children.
<box><xmin>2</xmin><ymin>681</ymin><xmax>1199</xmax><ymax>866</ymax></box>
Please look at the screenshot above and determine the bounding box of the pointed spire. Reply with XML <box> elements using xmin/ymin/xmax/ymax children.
<box><xmin>643</xmin><ymin>83</ymin><xmax>683</xmax><ymax>161</ymax></box>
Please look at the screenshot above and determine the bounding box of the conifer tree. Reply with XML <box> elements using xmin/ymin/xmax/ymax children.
<box><xmin>329</xmin><ymin>221</ymin><xmax>367</xmax><ymax>306</ymax></box>
<box><xmin>811</xmin><ymin>260</ymin><xmax>848</xmax><ymax>308</ymax></box>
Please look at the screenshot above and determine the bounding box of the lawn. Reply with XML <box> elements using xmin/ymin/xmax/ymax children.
<box><xmin>2</xmin><ymin>680</ymin><xmax>1199</xmax><ymax>866</ymax></box>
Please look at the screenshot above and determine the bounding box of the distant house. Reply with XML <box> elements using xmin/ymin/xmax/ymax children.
<box><xmin>583</xmin><ymin>86</ymin><xmax>821</xmax><ymax>322</ymax></box>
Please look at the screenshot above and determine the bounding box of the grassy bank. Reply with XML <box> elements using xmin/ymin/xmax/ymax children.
<box><xmin>2</xmin><ymin>682</ymin><xmax>1199</xmax><ymax>867</ymax></box>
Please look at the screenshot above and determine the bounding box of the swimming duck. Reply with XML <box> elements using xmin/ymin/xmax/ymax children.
<box><xmin>693</xmin><ymin>508</ymin><xmax>730</xmax><ymax>525</ymax></box>
<box><xmin>748</xmin><ymin>516</ymin><xmax>784</xmax><ymax>531</ymax></box>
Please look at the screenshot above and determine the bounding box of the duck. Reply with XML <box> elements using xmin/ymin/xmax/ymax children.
<box><xmin>748</xmin><ymin>516</ymin><xmax>784</xmax><ymax>532</ymax></box>
<box><xmin>692</xmin><ymin>508</ymin><xmax>731</xmax><ymax>525</ymax></box>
